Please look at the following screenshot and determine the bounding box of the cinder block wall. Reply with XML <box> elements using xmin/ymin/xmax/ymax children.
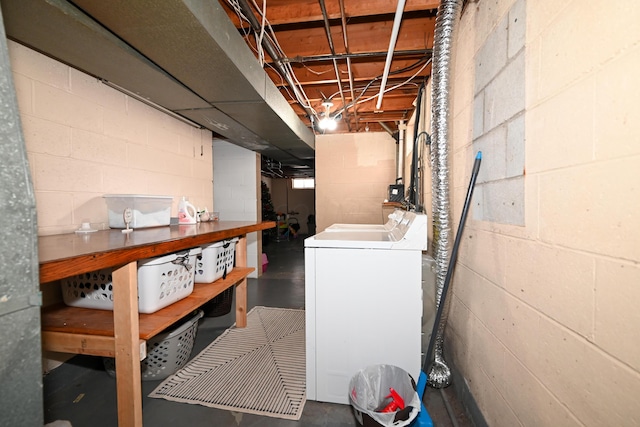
<box><xmin>213</xmin><ymin>139</ymin><xmax>260</xmax><ymax>278</ymax></box>
<box><xmin>315</xmin><ymin>132</ymin><xmax>396</xmax><ymax>232</ymax></box>
<box><xmin>445</xmin><ymin>0</ymin><xmax>640</xmax><ymax>425</ymax></box>
<box><xmin>9</xmin><ymin>41</ymin><xmax>214</xmax><ymax>236</ymax></box>
<box><xmin>9</xmin><ymin>40</ymin><xmax>215</xmax><ymax>372</ymax></box>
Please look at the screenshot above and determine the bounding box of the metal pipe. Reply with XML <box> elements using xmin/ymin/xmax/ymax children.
<box><xmin>283</xmin><ymin>49</ymin><xmax>432</xmax><ymax>64</ymax></box>
<box><xmin>398</xmin><ymin>120</ymin><xmax>406</xmax><ymax>178</ymax></box>
<box><xmin>378</xmin><ymin>121</ymin><xmax>395</xmax><ymax>137</ymax></box>
<box><xmin>375</xmin><ymin>0</ymin><xmax>407</xmax><ymax>110</ymax></box>
<box><xmin>339</xmin><ymin>0</ymin><xmax>359</xmax><ymax>131</ymax></box>
<box><xmin>318</xmin><ymin>0</ymin><xmax>350</xmax><ymax>131</ymax></box>
<box><xmin>440</xmin><ymin>388</ymin><xmax>462</xmax><ymax>427</ymax></box>
<box><xmin>236</xmin><ymin>0</ymin><xmax>315</xmax><ymax>119</ymax></box>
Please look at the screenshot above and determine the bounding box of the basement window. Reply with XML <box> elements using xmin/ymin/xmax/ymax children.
<box><xmin>292</xmin><ymin>178</ymin><xmax>315</xmax><ymax>189</ymax></box>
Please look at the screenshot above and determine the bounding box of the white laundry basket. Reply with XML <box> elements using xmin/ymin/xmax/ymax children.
<box><xmin>194</xmin><ymin>238</ymin><xmax>238</xmax><ymax>283</ymax></box>
<box><xmin>61</xmin><ymin>247</ymin><xmax>201</xmax><ymax>314</ymax></box>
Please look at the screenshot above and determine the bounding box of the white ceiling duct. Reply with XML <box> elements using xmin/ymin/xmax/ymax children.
<box><xmin>0</xmin><ymin>0</ymin><xmax>315</xmax><ymax>169</ymax></box>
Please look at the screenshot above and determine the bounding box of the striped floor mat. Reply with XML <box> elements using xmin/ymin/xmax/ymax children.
<box><xmin>149</xmin><ymin>306</ymin><xmax>306</xmax><ymax>420</ymax></box>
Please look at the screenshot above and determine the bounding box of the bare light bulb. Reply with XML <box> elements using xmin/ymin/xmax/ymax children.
<box><xmin>319</xmin><ymin>116</ymin><xmax>337</xmax><ymax>130</ymax></box>
<box><xmin>318</xmin><ymin>99</ymin><xmax>337</xmax><ymax>131</ymax></box>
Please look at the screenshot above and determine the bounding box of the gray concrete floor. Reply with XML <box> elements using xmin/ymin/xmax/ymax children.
<box><xmin>43</xmin><ymin>234</ymin><xmax>474</xmax><ymax>426</ymax></box>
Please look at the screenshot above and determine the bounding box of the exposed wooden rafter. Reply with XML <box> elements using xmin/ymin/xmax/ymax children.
<box><xmin>220</xmin><ymin>0</ymin><xmax>438</xmax><ymax>134</ymax></box>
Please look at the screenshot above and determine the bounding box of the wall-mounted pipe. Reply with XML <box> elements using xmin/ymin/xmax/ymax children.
<box><xmin>398</xmin><ymin>120</ymin><xmax>406</xmax><ymax>179</ymax></box>
<box><xmin>375</xmin><ymin>0</ymin><xmax>407</xmax><ymax>110</ymax></box>
<box><xmin>428</xmin><ymin>0</ymin><xmax>463</xmax><ymax>389</ymax></box>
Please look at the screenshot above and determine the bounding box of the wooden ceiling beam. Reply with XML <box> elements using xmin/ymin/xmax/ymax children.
<box><xmin>267</xmin><ymin>61</ymin><xmax>431</xmax><ymax>87</ymax></box>
<box><xmin>221</xmin><ymin>0</ymin><xmax>439</xmax><ymax>28</ymax></box>
<box><xmin>270</xmin><ymin>16</ymin><xmax>435</xmax><ymax>57</ymax></box>
<box><xmin>278</xmin><ymin>78</ymin><xmax>424</xmax><ymax>99</ymax></box>
<box><xmin>219</xmin><ymin>0</ymin><xmax>437</xmax><ymax>135</ymax></box>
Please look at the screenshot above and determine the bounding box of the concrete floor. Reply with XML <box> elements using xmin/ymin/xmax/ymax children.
<box><xmin>43</xmin><ymin>234</ymin><xmax>474</xmax><ymax>426</ymax></box>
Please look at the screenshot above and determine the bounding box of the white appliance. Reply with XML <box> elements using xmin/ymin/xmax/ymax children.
<box><xmin>324</xmin><ymin>209</ymin><xmax>408</xmax><ymax>232</ymax></box>
<box><xmin>304</xmin><ymin>210</ymin><xmax>427</xmax><ymax>404</ymax></box>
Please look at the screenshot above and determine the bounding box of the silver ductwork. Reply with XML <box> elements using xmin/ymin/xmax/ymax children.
<box><xmin>0</xmin><ymin>0</ymin><xmax>315</xmax><ymax>167</ymax></box>
<box><xmin>428</xmin><ymin>0</ymin><xmax>463</xmax><ymax>389</ymax></box>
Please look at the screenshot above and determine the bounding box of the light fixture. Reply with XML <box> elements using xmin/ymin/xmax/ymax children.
<box><xmin>318</xmin><ymin>99</ymin><xmax>337</xmax><ymax>131</ymax></box>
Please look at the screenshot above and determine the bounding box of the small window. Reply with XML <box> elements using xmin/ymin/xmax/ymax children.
<box><xmin>292</xmin><ymin>178</ymin><xmax>315</xmax><ymax>189</ymax></box>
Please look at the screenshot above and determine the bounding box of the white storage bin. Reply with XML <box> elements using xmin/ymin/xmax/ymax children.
<box><xmin>104</xmin><ymin>194</ymin><xmax>172</xmax><ymax>229</ymax></box>
<box><xmin>195</xmin><ymin>238</ymin><xmax>238</xmax><ymax>283</ymax></box>
<box><xmin>104</xmin><ymin>309</ymin><xmax>204</xmax><ymax>381</ymax></box>
<box><xmin>61</xmin><ymin>247</ymin><xmax>201</xmax><ymax>314</ymax></box>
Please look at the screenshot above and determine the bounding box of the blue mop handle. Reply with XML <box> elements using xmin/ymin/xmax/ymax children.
<box><xmin>423</xmin><ymin>150</ymin><xmax>482</xmax><ymax>373</ymax></box>
<box><xmin>414</xmin><ymin>151</ymin><xmax>482</xmax><ymax>426</ymax></box>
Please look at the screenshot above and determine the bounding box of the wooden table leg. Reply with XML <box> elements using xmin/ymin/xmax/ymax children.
<box><xmin>235</xmin><ymin>235</ymin><xmax>248</xmax><ymax>328</ymax></box>
<box><xmin>112</xmin><ymin>262</ymin><xmax>143</xmax><ymax>427</ymax></box>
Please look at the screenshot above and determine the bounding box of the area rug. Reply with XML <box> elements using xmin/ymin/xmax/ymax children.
<box><xmin>149</xmin><ymin>306</ymin><xmax>306</xmax><ymax>420</ymax></box>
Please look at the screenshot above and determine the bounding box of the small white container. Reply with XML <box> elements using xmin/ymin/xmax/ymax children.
<box><xmin>104</xmin><ymin>194</ymin><xmax>173</xmax><ymax>229</ymax></box>
<box><xmin>195</xmin><ymin>238</ymin><xmax>238</xmax><ymax>283</ymax></box>
<box><xmin>61</xmin><ymin>247</ymin><xmax>202</xmax><ymax>314</ymax></box>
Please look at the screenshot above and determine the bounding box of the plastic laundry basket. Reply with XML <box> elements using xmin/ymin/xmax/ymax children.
<box><xmin>195</xmin><ymin>238</ymin><xmax>238</xmax><ymax>283</ymax></box>
<box><xmin>104</xmin><ymin>309</ymin><xmax>203</xmax><ymax>381</ymax></box>
<box><xmin>61</xmin><ymin>247</ymin><xmax>201</xmax><ymax>314</ymax></box>
<box><xmin>202</xmin><ymin>286</ymin><xmax>234</xmax><ymax>317</ymax></box>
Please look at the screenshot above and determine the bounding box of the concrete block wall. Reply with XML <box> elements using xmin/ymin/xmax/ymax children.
<box><xmin>445</xmin><ymin>0</ymin><xmax>640</xmax><ymax>426</ymax></box>
<box><xmin>315</xmin><ymin>132</ymin><xmax>396</xmax><ymax>232</ymax></box>
<box><xmin>9</xmin><ymin>40</ymin><xmax>214</xmax><ymax>372</ymax></box>
<box><xmin>212</xmin><ymin>139</ymin><xmax>260</xmax><ymax>278</ymax></box>
<box><xmin>472</xmin><ymin>0</ymin><xmax>526</xmax><ymax>226</ymax></box>
<box><xmin>9</xmin><ymin>41</ymin><xmax>214</xmax><ymax>236</ymax></box>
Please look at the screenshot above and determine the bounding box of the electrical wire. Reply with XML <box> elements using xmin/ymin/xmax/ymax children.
<box><xmin>256</xmin><ymin>0</ymin><xmax>267</xmax><ymax>65</ymax></box>
<box><xmin>327</xmin><ymin>55</ymin><xmax>430</xmax><ymax>101</ymax></box>
<box><xmin>224</xmin><ymin>0</ymin><xmax>431</xmax><ymax>131</ymax></box>
<box><xmin>334</xmin><ymin>57</ymin><xmax>432</xmax><ymax>117</ymax></box>
<box><xmin>327</xmin><ymin>55</ymin><xmax>430</xmax><ymax>109</ymax></box>
<box><xmin>302</xmin><ymin>63</ymin><xmax>334</xmax><ymax>76</ymax></box>
<box><xmin>224</xmin><ymin>0</ymin><xmax>319</xmax><ymax>121</ymax></box>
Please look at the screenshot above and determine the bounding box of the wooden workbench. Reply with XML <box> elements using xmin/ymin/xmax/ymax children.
<box><xmin>38</xmin><ymin>220</ymin><xmax>275</xmax><ymax>427</ymax></box>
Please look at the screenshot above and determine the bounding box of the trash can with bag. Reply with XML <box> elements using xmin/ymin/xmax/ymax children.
<box><xmin>348</xmin><ymin>364</ymin><xmax>425</xmax><ymax>427</ymax></box>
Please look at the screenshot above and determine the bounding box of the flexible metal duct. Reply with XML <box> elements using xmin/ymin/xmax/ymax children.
<box><xmin>428</xmin><ymin>0</ymin><xmax>463</xmax><ymax>389</ymax></box>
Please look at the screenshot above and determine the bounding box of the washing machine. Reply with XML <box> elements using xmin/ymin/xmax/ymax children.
<box><xmin>304</xmin><ymin>211</ymin><xmax>427</xmax><ymax>404</ymax></box>
<box><xmin>324</xmin><ymin>209</ymin><xmax>408</xmax><ymax>232</ymax></box>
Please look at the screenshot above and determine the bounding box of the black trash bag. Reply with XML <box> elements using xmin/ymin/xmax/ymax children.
<box><xmin>349</xmin><ymin>365</ymin><xmax>421</xmax><ymax>427</ymax></box>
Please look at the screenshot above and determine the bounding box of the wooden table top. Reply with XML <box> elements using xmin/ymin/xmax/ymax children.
<box><xmin>38</xmin><ymin>221</ymin><xmax>275</xmax><ymax>283</ymax></box>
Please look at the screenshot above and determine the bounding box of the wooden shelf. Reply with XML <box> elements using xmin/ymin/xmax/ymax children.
<box><xmin>38</xmin><ymin>221</ymin><xmax>275</xmax><ymax>284</ymax></box>
<box><xmin>38</xmin><ymin>221</ymin><xmax>273</xmax><ymax>426</ymax></box>
<box><xmin>42</xmin><ymin>267</ymin><xmax>253</xmax><ymax>344</ymax></box>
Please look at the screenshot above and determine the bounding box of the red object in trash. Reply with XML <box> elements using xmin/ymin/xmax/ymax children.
<box><xmin>378</xmin><ymin>387</ymin><xmax>405</xmax><ymax>413</ymax></box>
